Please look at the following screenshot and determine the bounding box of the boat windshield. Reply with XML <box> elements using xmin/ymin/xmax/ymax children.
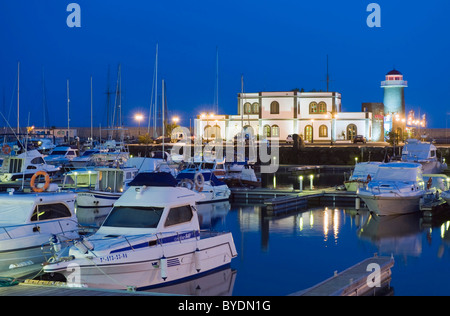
<box><xmin>103</xmin><ymin>206</ymin><xmax>164</xmax><ymax>228</ymax></box>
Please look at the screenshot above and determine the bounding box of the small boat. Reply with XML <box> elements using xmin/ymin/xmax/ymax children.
<box><xmin>357</xmin><ymin>162</ymin><xmax>426</xmax><ymax>216</ymax></box>
<box><xmin>344</xmin><ymin>162</ymin><xmax>382</xmax><ymax>192</ymax></box>
<box><xmin>69</xmin><ymin>149</ymin><xmax>105</xmax><ymax>168</ymax></box>
<box><xmin>45</xmin><ymin>146</ymin><xmax>78</xmax><ymax>166</ymax></box>
<box><xmin>401</xmin><ymin>139</ymin><xmax>447</xmax><ymax>174</ymax></box>
<box><xmin>0</xmin><ymin>190</ymin><xmax>79</xmax><ymax>270</ymax></box>
<box><xmin>176</xmin><ymin>165</ymin><xmax>230</xmax><ymax>204</ymax></box>
<box><xmin>0</xmin><ymin>149</ymin><xmax>60</xmax><ymax>182</ymax></box>
<box><xmin>222</xmin><ymin>161</ymin><xmax>261</xmax><ymax>188</ymax></box>
<box><xmin>76</xmin><ymin>166</ymin><xmax>138</xmax><ymax>208</ymax></box>
<box><xmin>43</xmin><ymin>172</ymin><xmax>238</xmax><ymax>290</ymax></box>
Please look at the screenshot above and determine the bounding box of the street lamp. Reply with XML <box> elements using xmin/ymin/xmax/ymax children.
<box><xmin>134</xmin><ymin>113</ymin><xmax>144</xmax><ymax>135</ymax></box>
<box><xmin>172</xmin><ymin>116</ymin><xmax>180</xmax><ymax>124</ymax></box>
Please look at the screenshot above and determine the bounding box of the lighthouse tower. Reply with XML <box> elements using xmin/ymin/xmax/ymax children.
<box><xmin>381</xmin><ymin>69</ymin><xmax>407</xmax><ymax>134</ymax></box>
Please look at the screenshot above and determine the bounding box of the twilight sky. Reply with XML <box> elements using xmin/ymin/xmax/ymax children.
<box><xmin>1</xmin><ymin>0</ymin><xmax>450</xmax><ymax>130</ymax></box>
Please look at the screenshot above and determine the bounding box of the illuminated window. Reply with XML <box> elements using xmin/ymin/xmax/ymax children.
<box><xmin>271</xmin><ymin>125</ymin><xmax>280</xmax><ymax>137</ymax></box>
<box><xmin>318</xmin><ymin>102</ymin><xmax>326</xmax><ymax>113</ymax></box>
<box><xmin>304</xmin><ymin>125</ymin><xmax>313</xmax><ymax>142</ymax></box>
<box><xmin>252</xmin><ymin>102</ymin><xmax>259</xmax><ymax>114</ymax></box>
<box><xmin>309</xmin><ymin>102</ymin><xmax>318</xmax><ymax>114</ymax></box>
<box><xmin>319</xmin><ymin>125</ymin><xmax>328</xmax><ymax>137</ymax></box>
<box><xmin>263</xmin><ymin>125</ymin><xmax>271</xmax><ymax>137</ymax></box>
<box><xmin>244</xmin><ymin>102</ymin><xmax>252</xmax><ymax>114</ymax></box>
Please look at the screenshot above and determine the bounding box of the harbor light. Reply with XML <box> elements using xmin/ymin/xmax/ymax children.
<box><xmin>134</xmin><ymin>113</ymin><xmax>144</xmax><ymax>135</ymax></box>
<box><xmin>309</xmin><ymin>174</ymin><xmax>314</xmax><ymax>190</ymax></box>
<box><xmin>355</xmin><ymin>157</ymin><xmax>358</xmax><ymax>165</ymax></box>
<box><xmin>172</xmin><ymin>116</ymin><xmax>180</xmax><ymax>124</ymax></box>
<box><xmin>299</xmin><ymin>175</ymin><xmax>303</xmax><ymax>192</ymax></box>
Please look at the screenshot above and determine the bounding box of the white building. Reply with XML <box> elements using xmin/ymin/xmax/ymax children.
<box><xmin>196</xmin><ymin>90</ymin><xmax>373</xmax><ymax>143</ymax></box>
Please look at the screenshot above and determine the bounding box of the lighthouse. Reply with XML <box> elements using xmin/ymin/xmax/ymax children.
<box><xmin>381</xmin><ymin>69</ymin><xmax>408</xmax><ymax>134</ymax></box>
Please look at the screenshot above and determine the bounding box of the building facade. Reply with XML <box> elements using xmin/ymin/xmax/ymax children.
<box><xmin>196</xmin><ymin>90</ymin><xmax>373</xmax><ymax>143</ymax></box>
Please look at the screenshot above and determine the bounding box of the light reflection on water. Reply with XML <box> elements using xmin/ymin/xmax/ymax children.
<box><xmin>3</xmin><ymin>199</ymin><xmax>450</xmax><ymax>296</ymax></box>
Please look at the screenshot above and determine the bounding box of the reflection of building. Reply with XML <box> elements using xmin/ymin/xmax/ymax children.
<box><xmin>196</xmin><ymin>91</ymin><xmax>373</xmax><ymax>143</ymax></box>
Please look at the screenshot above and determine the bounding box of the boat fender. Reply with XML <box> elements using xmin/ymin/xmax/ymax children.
<box><xmin>49</xmin><ymin>234</ymin><xmax>61</xmax><ymax>253</ymax></box>
<box><xmin>160</xmin><ymin>256</ymin><xmax>167</xmax><ymax>280</ymax></box>
<box><xmin>194</xmin><ymin>172</ymin><xmax>205</xmax><ymax>192</ymax></box>
<box><xmin>30</xmin><ymin>171</ymin><xmax>51</xmax><ymax>193</ymax></box>
<box><xmin>427</xmin><ymin>177</ymin><xmax>433</xmax><ymax>190</ymax></box>
<box><xmin>194</xmin><ymin>248</ymin><xmax>202</xmax><ymax>272</ymax></box>
<box><xmin>74</xmin><ymin>237</ymin><xmax>94</xmax><ymax>254</ymax></box>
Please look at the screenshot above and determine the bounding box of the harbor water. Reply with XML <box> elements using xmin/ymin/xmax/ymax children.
<box><xmin>3</xmin><ymin>171</ymin><xmax>450</xmax><ymax>295</ymax></box>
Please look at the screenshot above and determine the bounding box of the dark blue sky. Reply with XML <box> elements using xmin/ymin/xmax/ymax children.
<box><xmin>1</xmin><ymin>0</ymin><xmax>450</xmax><ymax>129</ymax></box>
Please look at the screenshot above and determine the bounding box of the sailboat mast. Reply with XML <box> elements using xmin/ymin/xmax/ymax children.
<box><xmin>17</xmin><ymin>61</ymin><xmax>20</xmax><ymax>134</ymax></box>
<box><xmin>162</xmin><ymin>79</ymin><xmax>165</xmax><ymax>153</ymax></box>
<box><xmin>90</xmin><ymin>76</ymin><xmax>93</xmax><ymax>142</ymax></box>
<box><xmin>67</xmin><ymin>79</ymin><xmax>70</xmax><ymax>142</ymax></box>
<box><xmin>154</xmin><ymin>44</ymin><xmax>158</xmax><ymax>138</ymax></box>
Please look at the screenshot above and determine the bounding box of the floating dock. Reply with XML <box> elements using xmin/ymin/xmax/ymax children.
<box><xmin>230</xmin><ymin>187</ymin><xmax>363</xmax><ymax>214</ymax></box>
<box><xmin>290</xmin><ymin>255</ymin><xmax>394</xmax><ymax>296</ymax></box>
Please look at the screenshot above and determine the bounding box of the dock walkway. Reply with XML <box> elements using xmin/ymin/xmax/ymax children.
<box><xmin>290</xmin><ymin>255</ymin><xmax>394</xmax><ymax>296</ymax></box>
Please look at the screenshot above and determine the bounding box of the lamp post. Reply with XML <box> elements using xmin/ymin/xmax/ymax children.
<box><xmin>134</xmin><ymin>113</ymin><xmax>144</xmax><ymax>136</ymax></box>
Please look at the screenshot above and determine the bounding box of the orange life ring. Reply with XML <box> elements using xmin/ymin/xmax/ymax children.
<box><xmin>30</xmin><ymin>171</ymin><xmax>51</xmax><ymax>193</ymax></box>
<box><xmin>2</xmin><ymin>144</ymin><xmax>11</xmax><ymax>155</ymax></box>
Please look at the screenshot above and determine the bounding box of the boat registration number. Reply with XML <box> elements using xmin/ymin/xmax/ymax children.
<box><xmin>99</xmin><ymin>253</ymin><xmax>128</xmax><ymax>263</ymax></box>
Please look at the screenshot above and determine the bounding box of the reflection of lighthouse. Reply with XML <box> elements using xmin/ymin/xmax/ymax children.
<box><xmin>381</xmin><ymin>69</ymin><xmax>407</xmax><ymax>134</ymax></box>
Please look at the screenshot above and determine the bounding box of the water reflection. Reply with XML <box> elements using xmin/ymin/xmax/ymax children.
<box><xmin>357</xmin><ymin>213</ymin><xmax>422</xmax><ymax>257</ymax></box>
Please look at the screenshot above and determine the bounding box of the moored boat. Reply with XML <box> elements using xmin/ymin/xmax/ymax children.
<box><xmin>0</xmin><ymin>190</ymin><xmax>79</xmax><ymax>270</ymax></box>
<box><xmin>344</xmin><ymin>161</ymin><xmax>382</xmax><ymax>192</ymax></box>
<box><xmin>357</xmin><ymin>162</ymin><xmax>426</xmax><ymax>216</ymax></box>
<box><xmin>401</xmin><ymin>139</ymin><xmax>447</xmax><ymax>174</ymax></box>
<box><xmin>43</xmin><ymin>172</ymin><xmax>238</xmax><ymax>290</ymax></box>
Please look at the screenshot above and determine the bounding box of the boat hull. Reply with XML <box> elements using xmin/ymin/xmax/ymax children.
<box><xmin>358</xmin><ymin>192</ymin><xmax>423</xmax><ymax>216</ymax></box>
<box><xmin>43</xmin><ymin>232</ymin><xmax>237</xmax><ymax>290</ymax></box>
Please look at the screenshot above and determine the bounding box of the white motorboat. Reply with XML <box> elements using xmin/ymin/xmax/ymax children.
<box><xmin>76</xmin><ymin>166</ymin><xmax>138</xmax><ymax>208</ymax></box>
<box><xmin>0</xmin><ymin>149</ymin><xmax>60</xmax><ymax>182</ymax></box>
<box><xmin>0</xmin><ymin>190</ymin><xmax>79</xmax><ymax>270</ymax></box>
<box><xmin>357</xmin><ymin>162</ymin><xmax>426</xmax><ymax>216</ymax></box>
<box><xmin>43</xmin><ymin>172</ymin><xmax>238</xmax><ymax>290</ymax></box>
<box><xmin>344</xmin><ymin>161</ymin><xmax>382</xmax><ymax>192</ymax></box>
<box><xmin>176</xmin><ymin>168</ymin><xmax>230</xmax><ymax>204</ymax></box>
<box><xmin>69</xmin><ymin>149</ymin><xmax>105</xmax><ymax>168</ymax></box>
<box><xmin>401</xmin><ymin>139</ymin><xmax>447</xmax><ymax>174</ymax></box>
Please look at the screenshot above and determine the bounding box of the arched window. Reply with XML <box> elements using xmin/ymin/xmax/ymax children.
<box><xmin>318</xmin><ymin>102</ymin><xmax>327</xmax><ymax>113</ymax></box>
<box><xmin>319</xmin><ymin>125</ymin><xmax>328</xmax><ymax>137</ymax></box>
<box><xmin>270</xmin><ymin>101</ymin><xmax>279</xmax><ymax>114</ymax></box>
<box><xmin>252</xmin><ymin>102</ymin><xmax>259</xmax><ymax>114</ymax></box>
<box><xmin>347</xmin><ymin>124</ymin><xmax>357</xmax><ymax>140</ymax></box>
<box><xmin>263</xmin><ymin>125</ymin><xmax>271</xmax><ymax>137</ymax></box>
<box><xmin>271</xmin><ymin>125</ymin><xmax>280</xmax><ymax>137</ymax></box>
<box><xmin>204</xmin><ymin>125</ymin><xmax>212</xmax><ymax>139</ymax></box>
<box><xmin>309</xmin><ymin>102</ymin><xmax>318</xmax><ymax>114</ymax></box>
<box><xmin>244</xmin><ymin>102</ymin><xmax>252</xmax><ymax>114</ymax></box>
<box><xmin>304</xmin><ymin>125</ymin><xmax>313</xmax><ymax>142</ymax></box>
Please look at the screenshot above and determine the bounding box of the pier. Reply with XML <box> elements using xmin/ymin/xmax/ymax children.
<box><xmin>230</xmin><ymin>187</ymin><xmax>363</xmax><ymax>214</ymax></box>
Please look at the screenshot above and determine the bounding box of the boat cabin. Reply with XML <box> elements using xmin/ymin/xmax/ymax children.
<box><xmin>96</xmin><ymin>172</ymin><xmax>201</xmax><ymax>236</ymax></box>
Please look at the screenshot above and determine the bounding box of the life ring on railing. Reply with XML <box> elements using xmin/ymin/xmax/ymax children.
<box><xmin>366</xmin><ymin>174</ymin><xmax>372</xmax><ymax>182</ymax></box>
<box><xmin>30</xmin><ymin>171</ymin><xmax>51</xmax><ymax>193</ymax></box>
<box><xmin>194</xmin><ymin>172</ymin><xmax>205</xmax><ymax>192</ymax></box>
<box><xmin>427</xmin><ymin>177</ymin><xmax>433</xmax><ymax>190</ymax></box>
<box><xmin>2</xmin><ymin>144</ymin><xmax>11</xmax><ymax>155</ymax></box>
